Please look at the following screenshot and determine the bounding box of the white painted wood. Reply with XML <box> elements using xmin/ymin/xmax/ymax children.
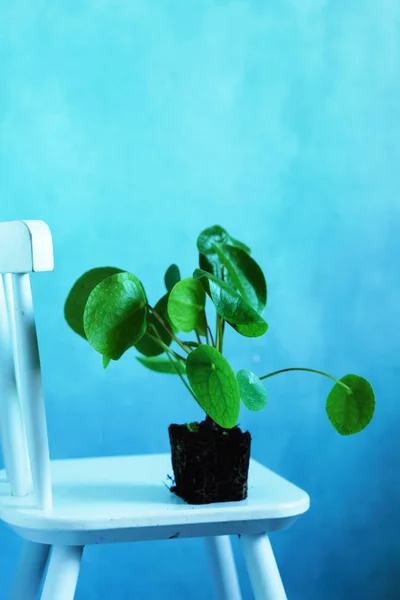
<box><xmin>5</xmin><ymin>274</ymin><xmax>52</xmax><ymax>509</ymax></box>
<box><xmin>240</xmin><ymin>534</ymin><xmax>287</xmax><ymax>600</ymax></box>
<box><xmin>206</xmin><ymin>536</ymin><xmax>242</xmax><ymax>600</ymax></box>
<box><xmin>9</xmin><ymin>541</ymin><xmax>50</xmax><ymax>600</ymax></box>
<box><xmin>0</xmin><ymin>455</ymin><xmax>309</xmax><ymax>546</ymax></box>
<box><xmin>21</xmin><ymin>221</ymin><xmax>54</xmax><ymax>273</ymax></box>
<box><xmin>41</xmin><ymin>545</ymin><xmax>83</xmax><ymax>600</ymax></box>
<box><xmin>0</xmin><ymin>221</ymin><xmax>34</xmax><ymax>274</ymax></box>
<box><xmin>0</xmin><ymin>275</ymin><xmax>31</xmax><ymax>496</ymax></box>
<box><xmin>0</xmin><ymin>220</ymin><xmax>54</xmax><ymax>274</ymax></box>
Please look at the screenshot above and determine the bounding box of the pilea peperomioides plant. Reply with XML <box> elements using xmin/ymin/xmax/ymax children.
<box><xmin>65</xmin><ymin>225</ymin><xmax>375</xmax><ymax>505</ymax></box>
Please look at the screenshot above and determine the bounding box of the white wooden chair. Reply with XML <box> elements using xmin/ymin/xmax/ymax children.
<box><xmin>0</xmin><ymin>220</ymin><xmax>310</xmax><ymax>600</ymax></box>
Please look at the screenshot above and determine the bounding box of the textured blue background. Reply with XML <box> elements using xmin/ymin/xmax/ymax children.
<box><xmin>1</xmin><ymin>1</ymin><xmax>399</xmax><ymax>598</ymax></box>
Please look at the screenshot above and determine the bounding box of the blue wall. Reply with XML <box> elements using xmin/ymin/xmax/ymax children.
<box><xmin>1</xmin><ymin>1</ymin><xmax>399</xmax><ymax>598</ymax></box>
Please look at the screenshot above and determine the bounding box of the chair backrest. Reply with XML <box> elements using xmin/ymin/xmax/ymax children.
<box><xmin>0</xmin><ymin>220</ymin><xmax>53</xmax><ymax>510</ymax></box>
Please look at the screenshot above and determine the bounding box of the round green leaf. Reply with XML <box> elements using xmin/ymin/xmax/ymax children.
<box><xmin>84</xmin><ymin>272</ymin><xmax>147</xmax><ymax>360</ymax></box>
<box><xmin>193</xmin><ymin>269</ymin><xmax>268</xmax><ymax>338</ymax></box>
<box><xmin>136</xmin><ymin>355</ymin><xmax>185</xmax><ymax>375</ymax></box>
<box><xmin>164</xmin><ymin>264</ymin><xmax>181</xmax><ymax>293</ymax></box>
<box><xmin>199</xmin><ymin>252</ymin><xmax>215</xmax><ymax>276</ymax></box>
<box><xmin>197</xmin><ymin>225</ymin><xmax>231</xmax><ymax>256</ymax></box>
<box><xmin>326</xmin><ymin>374</ymin><xmax>375</xmax><ymax>435</ymax></box>
<box><xmin>197</xmin><ymin>225</ymin><xmax>250</xmax><ymax>257</ymax></box>
<box><xmin>167</xmin><ymin>278</ymin><xmax>206</xmax><ymax>333</ymax></box>
<box><xmin>237</xmin><ymin>369</ymin><xmax>267</xmax><ymax>411</ymax></box>
<box><xmin>64</xmin><ymin>267</ymin><xmax>124</xmax><ymax>338</ymax></box>
<box><xmin>186</xmin><ymin>345</ymin><xmax>240</xmax><ymax>428</ymax></box>
<box><xmin>197</xmin><ymin>225</ymin><xmax>252</xmax><ymax>282</ymax></box>
<box><xmin>230</xmin><ymin>237</ymin><xmax>251</xmax><ymax>255</ymax></box>
<box><xmin>135</xmin><ymin>294</ymin><xmax>172</xmax><ymax>357</ymax></box>
<box><xmin>213</xmin><ymin>244</ymin><xmax>267</xmax><ymax>313</ymax></box>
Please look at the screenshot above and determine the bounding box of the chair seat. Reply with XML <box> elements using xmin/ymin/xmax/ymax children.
<box><xmin>0</xmin><ymin>454</ymin><xmax>309</xmax><ymax>546</ymax></box>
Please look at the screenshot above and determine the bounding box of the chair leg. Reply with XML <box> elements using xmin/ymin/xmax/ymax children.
<box><xmin>40</xmin><ymin>545</ymin><xmax>83</xmax><ymax>600</ymax></box>
<box><xmin>239</xmin><ymin>534</ymin><xmax>287</xmax><ymax>600</ymax></box>
<box><xmin>9</xmin><ymin>541</ymin><xmax>50</xmax><ymax>600</ymax></box>
<box><xmin>206</xmin><ymin>536</ymin><xmax>242</xmax><ymax>600</ymax></box>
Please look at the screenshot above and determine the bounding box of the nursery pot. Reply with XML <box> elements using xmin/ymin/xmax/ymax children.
<box><xmin>168</xmin><ymin>421</ymin><xmax>251</xmax><ymax>505</ymax></box>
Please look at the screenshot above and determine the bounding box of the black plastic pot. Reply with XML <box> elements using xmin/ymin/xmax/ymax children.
<box><xmin>168</xmin><ymin>421</ymin><xmax>251</xmax><ymax>505</ymax></box>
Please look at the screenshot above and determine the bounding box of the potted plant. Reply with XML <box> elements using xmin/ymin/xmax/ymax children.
<box><xmin>64</xmin><ymin>225</ymin><xmax>375</xmax><ymax>504</ymax></box>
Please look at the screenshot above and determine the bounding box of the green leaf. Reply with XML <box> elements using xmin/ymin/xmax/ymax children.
<box><xmin>213</xmin><ymin>244</ymin><xmax>267</xmax><ymax>312</ymax></box>
<box><xmin>186</xmin><ymin>345</ymin><xmax>240</xmax><ymax>428</ymax></box>
<box><xmin>197</xmin><ymin>225</ymin><xmax>232</xmax><ymax>256</ymax></box>
<box><xmin>135</xmin><ymin>294</ymin><xmax>172</xmax><ymax>357</ymax></box>
<box><xmin>167</xmin><ymin>278</ymin><xmax>206</xmax><ymax>333</ymax></box>
<box><xmin>199</xmin><ymin>252</ymin><xmax>215</xmax><ymax>275</ymax></box>
<box><xmin>326</xmin><ymin>374</ymin><xmax>375</xmax><ymax>435</ymax></box>
<box><xmin>230</xmin><ymin>237</ymin><xmax>251</xmax><ymax>255</ymax></box>
<box><xmin>164</xmin><ymin>264</ymin><xmax>181</xmax><ymax>293</ymax></box>
<box><xmin>102</xmin><ymin>355</ymin><xmax>111</xmax><ymax>369</ymax></box>
<box><xmin>136</xmin><ymin>355</ymin><xmax>186</xmax><ymax>375</ymax></box>
<box><xmin>64</xmin><ymin>267</ymin><xmax>124</xmax><ymax>338</ymax></box>
<box><xmin>197</xmin><ymin>225</ymin><xmax>253</xmax><ymax>280</ymax></box>
<box><xmin>237</xmin><ymin>369</ymin><xmax>267</xmax><ymax>411</ymax></box>
<box><xmin>84</xmin><ymin>272</ymin><xmax>147</xmax><ymax>360</ymax></box>
<box><xmin>193</xmin><ymin>269</ymin><xmax>268</xmax><ymax>338</ymax></box>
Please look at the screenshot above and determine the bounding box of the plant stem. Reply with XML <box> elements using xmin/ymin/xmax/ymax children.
<box><xmin>215</xmin><ymin>266</ymin><xmax>225</xmax><ymax>353</ymax></box>
<box><xmin>143</xmin><ymin>328</ymin><xmax>202</xmax><ymax>420</ymax></box>
<box><xmin>195</xmin><ymin>330</ymin><xmax>202</xmax><ymax>345</ymax></box>
<box><xmin>202</xmin><ymin>312</ymin><xmax>210</xmax><ymax>345</ymax></box>
<box><xmin>146</xmin><ymin>333</ymin><xmax>186</xmax><ymax>363</ymax></box>
<box><xmin>164</xmin><ymin>352</ymin><xmax>198</xmax><ymax>402</ymax></box>
<box><xmin>147</xmin><ymin>304</ymin><xmax>191</xmax><ymax>354</ymax></box>
<box><xmin>215</xmin><ymin>314</ymin><xmax>224</xmax><ymax>353</ymax></box>
<box><xmin>148</xmin><ymin>331</ymin><xmax>198</xmax><ymax>402</ymax></box>
<box><xmin>259</xmin><ymin>367</ymin><xmax>352</xmax><ymax>393</ymax></box>
<box><xmin>182</xmin><ymin>341</ymin><xmax>200</xmax><ymax>349</ymax></box>
<box><xmin>207</xmin><ymin>326</ymin><xmax>215</xmax><ymax>347</ymax></box>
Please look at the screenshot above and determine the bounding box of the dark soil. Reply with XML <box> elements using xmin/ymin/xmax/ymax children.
<box><xmin>168</xmin><ymin>421</ymin><xmax>251</xmax><ymax>504</ymax></box>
